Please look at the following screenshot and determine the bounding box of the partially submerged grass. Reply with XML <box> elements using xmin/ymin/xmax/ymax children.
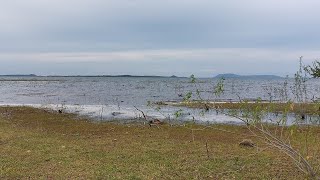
<box><xmin>1</xmin><ymin>106</ymin><xmax>319</xmax><ymax>179</ymax></box>
<box><xmin>173</xmin><ymin>101</ymin><xmax>320</xmax><ymax>115</ymax></box>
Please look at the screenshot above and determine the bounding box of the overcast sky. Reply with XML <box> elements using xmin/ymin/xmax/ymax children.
<box><xmin>1</xmin><ymin>0</ymin><xmax>320</xmax><ymax>77</ymax></box>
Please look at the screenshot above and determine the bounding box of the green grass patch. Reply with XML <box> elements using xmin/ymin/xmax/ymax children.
<box><xmin>0</xmin><ymin>106</ymin><xmax>318</xmax><ymax>179</ymax></box>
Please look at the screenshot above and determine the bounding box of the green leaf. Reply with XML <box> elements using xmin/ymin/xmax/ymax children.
<box><xmin>183</xmin><ymin>92</ymin><xmax>193</xmax><ymax>101</ymax></box>
<box><xmin>190</xmin><ymin>74</ymin><xmax>196</xmax><ymax>83</ymax></box>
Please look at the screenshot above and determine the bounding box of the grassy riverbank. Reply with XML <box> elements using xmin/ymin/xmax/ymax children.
<box><xmin>0</xmin><ymin>106</ymin><xmax>318</xmax><ymax>179</ymax></box>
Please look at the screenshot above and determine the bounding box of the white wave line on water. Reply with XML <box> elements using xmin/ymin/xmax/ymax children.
<box><xmin>0</xmin><ymin>103</ymin><xmax>244</xmax><ymax>124</ymax></box>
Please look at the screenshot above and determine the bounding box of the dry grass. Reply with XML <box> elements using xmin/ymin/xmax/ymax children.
<box><xmin>0</xmin><ymin>106</ymin><xmax>319</xmax><ymax>179</ymax></box>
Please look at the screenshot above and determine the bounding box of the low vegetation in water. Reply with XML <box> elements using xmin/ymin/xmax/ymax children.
<box><xmin>150</xmin><ymin>61</ymin><xmax>320</xmax><ymax>179</ymax></box>
<box><xmin>175</xmin><ymin>101</ymin><xmax>320</xmax><ymax>115</ymax></box>
<box><xmin>1</xmin><ymin>106</ymin><xmax>320</xmax><ymax>179</ymax></box>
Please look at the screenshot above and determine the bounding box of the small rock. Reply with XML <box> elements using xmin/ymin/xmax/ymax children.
<box><xmin>239</xmin><ymin>139</ymin><xmax>255</xmax><ymax>147</ymax></box>
<box><xmin>149</xmin><ymin>119</ymin><xmax>163</xmax><ymax>126</ymax></box>
<box><xmin>153</xmin><ymin>119</ymin><xmax>162</xmax><ymax>124</ymax></box>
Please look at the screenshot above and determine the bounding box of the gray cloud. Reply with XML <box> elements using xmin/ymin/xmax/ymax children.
<box><xmin>0</xmin><ymin>0</ymin><xmax>320</xmax><ymax>75</ymax></box>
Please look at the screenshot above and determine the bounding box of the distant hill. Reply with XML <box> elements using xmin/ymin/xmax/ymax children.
<box><xmin>0</xmin><ymin>74</ymin><xmax>37</xmax><ymax>77</ymax></box>
<box><xmin>214</xmin><ymin>73</ymin><xmax>283</xmax><ymax>79</ymax></box>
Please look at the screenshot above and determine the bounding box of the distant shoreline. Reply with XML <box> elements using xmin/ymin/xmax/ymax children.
<box><xmin>0</xmin><ymin>74</ymin><xmax>185</xmax><ymax>78</ymax></box>
<box><xmin>0</xmin><ymin>74</ymin><xmax>285</xmax><ymax>79</ymax></box>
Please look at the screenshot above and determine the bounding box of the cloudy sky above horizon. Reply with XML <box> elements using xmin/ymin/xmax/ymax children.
<box><xmin>1</xmin><ymin>0</ymin><xmax>320</xmax><ymax>77</ymax></box>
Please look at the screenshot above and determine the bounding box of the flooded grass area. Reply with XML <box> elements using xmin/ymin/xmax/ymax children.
<box><xmin>171</xmin><ymin>101</ymin><xmax>320</xmax><ymax>114</ymax></box>
<box><xmin>1</xmin><ymin>106</ymin><xmax>319</xmax><ymax>179</ymax></box>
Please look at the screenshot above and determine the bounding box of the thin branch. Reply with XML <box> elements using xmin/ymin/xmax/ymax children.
<box><xmin>133</xmin><ymin>105</ymin><xmax>147</xmax><ymax>120</ymax></box>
